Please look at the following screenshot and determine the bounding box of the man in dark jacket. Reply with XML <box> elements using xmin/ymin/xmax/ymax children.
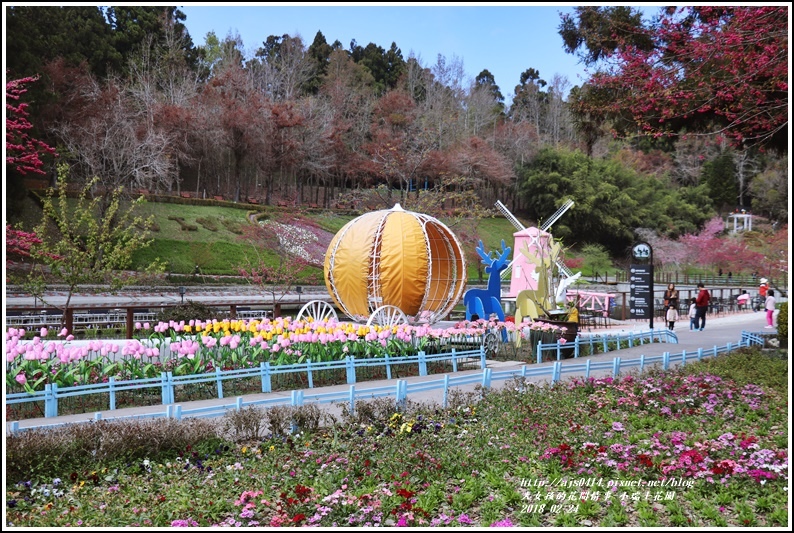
<box><xmin>694</xmin><ymin>283</ymin><xmax>711</xmax><ymax>331</ymax></box>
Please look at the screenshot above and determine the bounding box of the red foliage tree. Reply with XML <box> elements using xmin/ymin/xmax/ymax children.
<box><xmin>5</xmin><ymin>225</ymin><xmax>41</xmax><ymax>260</ymax></box>
<box><xmin>6</xmin><ymin>74</ymin><xmax>57</xmax><ymax>175</ymax></box>
<box><xmin>570</xmin><ymin>6</ymin><xmax>788</xmax><ymax>151</ymax></box>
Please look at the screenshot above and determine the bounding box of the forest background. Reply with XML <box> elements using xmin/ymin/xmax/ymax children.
<box><xmin>4</xmin><ymin>5</ymin><xmax>789</xmax><ymax>287</ymax></box>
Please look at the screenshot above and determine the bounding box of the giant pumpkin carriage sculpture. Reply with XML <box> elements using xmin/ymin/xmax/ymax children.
<box><xmin>297</xmin><ymin>204</ymin><xmax>468</xmax><ymax>328</ymax></box>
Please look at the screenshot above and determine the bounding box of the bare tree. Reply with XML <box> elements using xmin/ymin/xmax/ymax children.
<box><xmin>52</xmin><ymin>74</ymin><xmax>176</xmax><ymax>205</ymax></box>
<box><xmin>417</xmin><ymin>54</ymin><xmax>467</xmax><ymax>150</ymax></box>
<box><xmin>544</xmin><ymin>74</ymin><xmax>573</xmax><ymax>145</ymax></box>
<box><xmin>463</xmin><ymin>81</ymin><xmax>501</xmax><ymax>141</ymax></box>
<box><xmin>250</xmin><ymin>34</ymin><xmax>316</xmax><ymax>101</ymax></box>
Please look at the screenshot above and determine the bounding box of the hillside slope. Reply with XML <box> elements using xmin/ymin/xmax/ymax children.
<box><xmin>126</xmin><ymin>200</ymin><xmax>520</xmax><ymax>281</ymax></box>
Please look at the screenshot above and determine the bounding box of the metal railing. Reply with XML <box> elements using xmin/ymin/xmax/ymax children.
<box><xmin>6</xmin><ymin>347</ymin><xmax>486</xmax><ymax>422</ymax></box>
<box><xmin>7</xmin><ymin>331</ymin><xmax>777</xmax><ymax>433</ymax></box>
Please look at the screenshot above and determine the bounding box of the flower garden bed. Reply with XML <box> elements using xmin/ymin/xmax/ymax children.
<box><xmin>5</xmin><ymin>318</ymin><xmax>566</xmax><ymax>420</ymax></box>
<box><xmin>4</xmin><ymin>349</ymin><xmax>788</xmax><ymax>527</ymax></box>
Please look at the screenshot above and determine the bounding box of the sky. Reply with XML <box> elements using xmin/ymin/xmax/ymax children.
<box><xmin>178</xmin><ymin>2</ymin><xmax>622</xmax><ymax>101</ymax></box>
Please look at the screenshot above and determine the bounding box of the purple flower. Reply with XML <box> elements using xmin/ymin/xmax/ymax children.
<box><xmin>457</xmin><ymin>514</ymin><xmax>473</xmax><ymax>525</ymax></box>
<box><xmin>490</xmin><ymin>518</ymin><xmax>515</xmax><ymax>527</ymax></box>
<box><xmin>170</xmin><ymin>519</ymin><xmax>199</xmax><ymax>527</ymax></box>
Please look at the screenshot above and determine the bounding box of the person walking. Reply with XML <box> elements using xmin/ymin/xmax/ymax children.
<box><xmin>764</xmin><ymin>289</ymin><xmax>776</xmax><ymax>329</ymax></box>
<box><xmin>688</xmin><ymin>297</ymin><xmax>698</xmax><ymax>330</ymax></box>
<box><xmin>665</xmin><ymin>304</ymin><xmax>678</xmax><ymax>331</ymax></box>
<box><xmin>663</xmin><ymin>283</ymin><xmax>679</xmax><ymax>310</ymax></box>
<box><xmin>759</xmin><ymin>278</ymin><xmax>769</xmax><ymax>298</ymax></box>
<box><xmin>694</xmin><ymin>283</ymin><xmax>710</xmax><ymax>331</ymax></box>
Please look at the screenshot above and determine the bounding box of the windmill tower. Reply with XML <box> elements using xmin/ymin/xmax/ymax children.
<box><xmin>495</xmin><ymin>199</ymin><xmax>574</xmax><ymax>300</ymax></box>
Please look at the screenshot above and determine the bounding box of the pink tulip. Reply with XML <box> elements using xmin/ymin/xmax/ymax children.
<box><xmin>40</xmin><ymin>327</ymin><xmax>48</xmax><ymax>337</ymax></box>
<box><xmin>230</xmin><ymin>339</ymin><xmax>240</xmax><ymax>350</ymax></box>
<box><xmin>15</xmin><ymin>373</ymin><xmax>27</xmax><ymax>385</ymax></box>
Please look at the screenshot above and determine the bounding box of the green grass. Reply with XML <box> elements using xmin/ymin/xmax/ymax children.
<box><xmin>12</xmin><ymin>195</ymin><xmax>538</xmax><ymax>279</ymax></box>
<box><xmin>128</xmin><ymin>201</ymin><xmax>519</xmax><ymax>278</ymax></box>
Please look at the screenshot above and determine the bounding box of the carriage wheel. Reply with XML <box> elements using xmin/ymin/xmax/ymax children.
<box><xmin>366</xmin><ymin>305</ymin><xmax>408</xmax><ymax>328</ymax></box>
<box><xmin>296</xmin><ymin>300</ymin><xmax>338</xmax><ymax>323</ymax></box>
<box><xmin>482</xmin><ymin>331</ymin><xmax>501</xmax><ymax>358</ymax></box>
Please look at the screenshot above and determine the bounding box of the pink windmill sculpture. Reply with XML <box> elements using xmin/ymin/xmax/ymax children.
<box><xmin>495</xmin><ymin>200</ymin><xmax>579</xmax><ymax>322</ymax></box>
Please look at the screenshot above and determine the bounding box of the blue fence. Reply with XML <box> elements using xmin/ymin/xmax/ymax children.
<box><xmin>6</xmin><ymin>331</ymin><xmax>775</xmax><ymax>433</ymax></box>
<box><xmin>535</xmin><ymin>328</ymin><xmax>678</xmax><ymax>363</ymax></box>
<box><xmin>6</xmin><ymin>348</ymin><xmax>485</xmax><ymax>421</ymax></box>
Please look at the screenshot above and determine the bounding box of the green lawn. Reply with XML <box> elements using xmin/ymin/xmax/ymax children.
<box><xmin>129</xmin><ymin>201</ymin><xmax>518</xmax><ymax>278</ymax></box>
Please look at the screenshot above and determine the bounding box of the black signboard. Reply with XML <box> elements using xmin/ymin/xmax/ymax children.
<box><xmin>629</xmin><ymin>265</ymin><xmax>653</xmax><ymax>320</ymax></box>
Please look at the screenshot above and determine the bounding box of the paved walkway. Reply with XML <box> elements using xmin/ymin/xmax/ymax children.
<box><xmin>7</xmin><ymin>311</ymin><xmax>773</xmax><ymax>432</ymax></box>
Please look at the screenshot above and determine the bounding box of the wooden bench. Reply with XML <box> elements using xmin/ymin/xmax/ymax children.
<box><xmin>213</xmin><ymin>195</ymin><xmax>224</xmax><ymax>201</ymax></box>
<box><xmin>179</xmin><ymin>192</ymin><xmax>191</xmax><ymax>199</ymax></box>
<box><xmin>247</xmin><ymin>197</ymin><xmax>259</xmax><ymax>205</ymax></box>
<box><xmin>277</xmin><ymin>201</ymin><xmax>288</xmax><ymax>208</ymax></box>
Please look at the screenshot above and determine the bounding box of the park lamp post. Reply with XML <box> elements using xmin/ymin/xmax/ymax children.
<box><xmin>296</xmin><ymin>285</ymin><xmax>303</xmax><ymax>303</ymax></box>
<box><xmin>178</xmin><ymin>286</ymin><xmax>186</xmax><ymax>304</ymax></box>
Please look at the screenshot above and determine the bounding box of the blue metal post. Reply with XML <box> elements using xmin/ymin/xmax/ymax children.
<box><xmin>261</xmin><ymin>362</ymin><xmax>271</xmax><ymax>393</ymax></box>
<box><xmin>418</xmin><ymin>351</ymin><xmax>427</xmax><ymax>376</ymax></box>
<box><xmin>346</xmin><ymin>356</ymin><xmax>356</xmax><ymax>384</ymax></box>
<box><xmin>482</xmin><ymin>368</ymin><xmax>492</xmax><ymax>389</ymax></box>
<box><xmin>215</xmin><ymin>366</ymin><xmax>224</xmax><ymax>399</ymax></box>
<box><xmin>109</xmin><ymin>376</ymin><xmax>116</xmax><ymax>410</ymax></box>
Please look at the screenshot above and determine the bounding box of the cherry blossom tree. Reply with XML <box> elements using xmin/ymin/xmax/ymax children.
<box><xmin>6</xmin><ymin>74</ymin><xmax>57</xmax><ymax>175</ymax></box>
<box><xmin>564</xmin><ymin>6</ymin><xmax>788</xmax><ymax>152</ymax></box>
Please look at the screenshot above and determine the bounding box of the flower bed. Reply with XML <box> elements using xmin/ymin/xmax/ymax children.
<box><xmin>5</xmin><ymin>350</ymin><xmax>788</xmax><ymax>527</ymax></box>
<box><xmin>6</xmin><ymin>318</ymin><xmax>567</xmax><ymax>394</ymax></box>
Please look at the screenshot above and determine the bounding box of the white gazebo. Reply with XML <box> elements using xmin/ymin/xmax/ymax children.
<box><xmin>727</xmin><ymin>212</ymin><xmax>753</xmax><ymax>233</ymax></box>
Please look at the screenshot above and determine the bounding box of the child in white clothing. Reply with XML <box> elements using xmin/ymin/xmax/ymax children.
<box><xmin>666</xmin><ymin>304</ymin><xmax>678</xmax><ymax>331</ymax></box>
<box><xmin>688</xmin><ymin>298</ymin><xmax>697</xmax><ymax>331</ymax></box>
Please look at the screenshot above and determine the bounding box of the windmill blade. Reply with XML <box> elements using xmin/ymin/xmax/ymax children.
<box><xmin>500</xmin><ymin>260</ymin><xmax>514</xmax><ymax>280</ymax></box>
<box><xmin>555</xmin><ymin>260</ymin><xmax>574</xmax><ymax>278</ymax></box>
<box><xmin>540</xmin><ymin>199</ymin><xmax>574</xmax><ymax>231</ymax></box>
<box><xmin>495</xmin><ymin>200</ymin><xmax>526</xmax><ymax>231</ymax></box>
